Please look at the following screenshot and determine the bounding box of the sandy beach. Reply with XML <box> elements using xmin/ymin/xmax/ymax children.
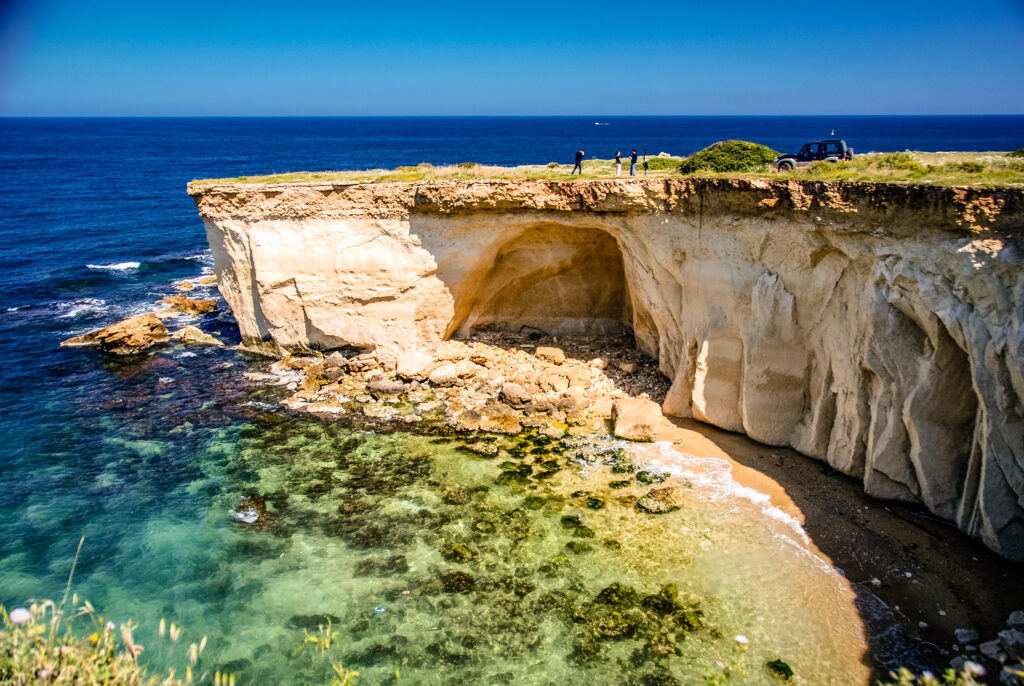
<box><xmin>657</xmin><ymin>417</ymin><xmax>1024</xmax><ymax>678</ymax></box>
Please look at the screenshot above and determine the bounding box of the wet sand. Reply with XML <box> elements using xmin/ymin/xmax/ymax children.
<box><xmin>657</xmin><ymin>417</ymin><xmax>1024</xmax><ymax>679</ymax></box>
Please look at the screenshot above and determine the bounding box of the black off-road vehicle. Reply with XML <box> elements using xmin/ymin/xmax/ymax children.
<box><xmin>773</xmin><ymin>139</ymin><xmax>854</xmax><ymax>171</ymax></box>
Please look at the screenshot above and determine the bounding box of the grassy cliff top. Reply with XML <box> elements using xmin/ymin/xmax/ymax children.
<box><xmin>191</xmin><ymin>151</ymin><xmax>1024</xmax><ymax>189</ymax></box>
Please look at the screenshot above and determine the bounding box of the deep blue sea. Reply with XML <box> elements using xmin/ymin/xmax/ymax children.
<box><xmin>1</xmin><ymin>116</ymin><xmax>1023</xmax><ymax>684</ymax></box>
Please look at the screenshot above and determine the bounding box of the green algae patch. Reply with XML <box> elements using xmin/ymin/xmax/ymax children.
<box><xmin>766</xmin><ymin>658</ymin><xmax>795</xmax><ymax>680</ymax></box>
<box><xmin>595</xmin><ymin>583</ymin><xmax>641</xmax><ymax>607</ymax></box>
<box><xmin>72</xmin><ymin>384</ymin><xmax>872</xmax><ymax>685</ymax></box>
<box><xmin>441</xmin><ymin>543</ymin><xmax>474</xmax><ymax>562</ymax></box>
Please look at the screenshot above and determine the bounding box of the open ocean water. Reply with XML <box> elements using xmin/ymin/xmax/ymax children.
<box><xmin>1</xmin><ymin>116</ymin><xmax>1023</xmax><ymax>684</ymax></box>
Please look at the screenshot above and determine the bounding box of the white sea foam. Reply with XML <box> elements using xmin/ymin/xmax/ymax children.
<box><xmin>57</xmin><ymin>298</ymin><xmax>108</xmax><ymax>318</ymax></box>
<box><xmin>630</xmin><ymin>442</ymin><xmax>849</xmax><ymax>584</ymax></box>
<box><xmin>185</xmin><ymin>252</ymin><xmax>215</xmax><ymax>267</ymax></box>
<box><xmin>86</xmin><ymin>261</ymin><xmax>140</xmax><ymax>271</ymax></box>
<box><xmin>628</xmin><ymin>442</ymin><xmax>812</xmax><ymax>544</ymax></box>
<box><xmin>228</xmin><ymin>506</ymin><xmax>260</xmax><ymax>524</ymax></box>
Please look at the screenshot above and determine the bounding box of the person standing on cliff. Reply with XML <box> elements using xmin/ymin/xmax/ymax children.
<box><xmin>630</xmin><ymin>149</ymin><xmax>638</xmax><ymax>176</ymax></box>
<box><xmin>615</xmin><ymin>151</ymin><xmax>623</xmax><ymax>177</ymax></box>
<box><xmin>643</xmin><ymin>150</ymin><xmax>649</xmax><ymax>175</ymax></box>
<box><xmin>572</xmin><ymin>149</ymin><xmax>585</xmax><ymax>175</ymax></box>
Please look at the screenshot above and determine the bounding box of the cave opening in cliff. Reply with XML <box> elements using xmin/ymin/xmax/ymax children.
<box><xmin>455</xmin><ymin>223</ymin><xmax>635</xmax><ymax>338</ymax></box>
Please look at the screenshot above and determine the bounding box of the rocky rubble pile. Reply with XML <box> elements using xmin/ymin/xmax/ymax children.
<box><xmin>268</xmin><ymin>332</ymin><xmax>672</xmax><ymax>443</ymax></box>
<box><xmin>950</xmin><ymin>611</ymin><xmax>1024</xmax><ymax>685</ymax></box>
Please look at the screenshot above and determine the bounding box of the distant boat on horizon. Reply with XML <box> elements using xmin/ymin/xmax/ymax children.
<box><xmin>595</xmin><ymin>122</ymin><xmax>608</xmax><ymax>126</ymax></box>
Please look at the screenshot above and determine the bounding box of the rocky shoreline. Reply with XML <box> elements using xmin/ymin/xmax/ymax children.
<box><xmin>265</xmin><ymin>331</ymin><xmax>672</xmax><ymax>443</ymax></box>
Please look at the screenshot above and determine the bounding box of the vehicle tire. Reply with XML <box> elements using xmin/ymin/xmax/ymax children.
<box><xmin>778</xmin><ymin>162</ymin><xmax>793</xmax><ymax>172</ymax></box>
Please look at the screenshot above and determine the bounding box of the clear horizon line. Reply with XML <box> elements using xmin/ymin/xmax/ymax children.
<box><xmin>2</xmin><ymin>113</ymin><xmax>1024</xmax><ymax>119</ymax></box>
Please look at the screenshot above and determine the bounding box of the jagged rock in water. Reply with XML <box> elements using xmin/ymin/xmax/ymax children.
<box><xmin>159</xmin><ymin>294</ymin><xmax>218</xmax><ymax>316</ymax></box>
<box><xmin>172</xmin><ymin>325</ymin><xmax>224</xmax><ymax>346</ymax></box>
<box><xmin>636</xmin><ymin>487</ymin><xmax>688</xmax><ymax>514</ymax></box>
<box><xmin>61</xmin><ymin>312</ymin><xmax>169</xmax><ymax>355</ymax></box>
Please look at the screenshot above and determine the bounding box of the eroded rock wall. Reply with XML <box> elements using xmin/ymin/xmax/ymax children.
<box><xmin>189</xmin><ymin>178</ymin><xmax>1024</xmax><ymax>558</ymax></box>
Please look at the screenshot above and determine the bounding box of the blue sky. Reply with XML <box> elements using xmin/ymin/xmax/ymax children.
<box><xmin>1</xmin><ymin>0</ymin><xmax>1022</xmax><ymax>115</ymax></box>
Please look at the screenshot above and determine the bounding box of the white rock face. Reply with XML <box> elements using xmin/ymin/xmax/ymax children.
<box><xmin>190</xmin><ymin>177</ymin><xmax>1024</xmax><ymax>559</ymax></box>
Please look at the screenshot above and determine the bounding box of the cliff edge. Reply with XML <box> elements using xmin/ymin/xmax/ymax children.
<box><xmin>189</xmin><ymin>177</ymin><xmax>1024</xmax><ymax>559</ymax></box>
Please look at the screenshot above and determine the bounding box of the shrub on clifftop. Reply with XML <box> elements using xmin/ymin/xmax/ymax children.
<box><xmin>679</xmin><ymin>140</ymin><xmax>780</xmax><ymax>173</ymax></box>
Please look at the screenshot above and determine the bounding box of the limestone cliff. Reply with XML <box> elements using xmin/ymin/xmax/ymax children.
<box><xmin>188</xmin><ymin>177</ymin><xmax>1024</xmax><ymax>559</ymax></box>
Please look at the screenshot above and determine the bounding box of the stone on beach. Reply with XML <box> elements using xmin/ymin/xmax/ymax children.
<box><xmin>447</xmin><ymin>402</ymin><xmax>523</xmax><ymax>435</ymax></box>
<box><xmin>396</xmin><ymin>350</ymin><xmax>435</xmax><ymax>380</ymax></box>
<box><xmin>429</xmin><ymin>364</ymin><xmax>458</xmax><ymax>386</ymax></box>
<box><xmin>500</xmin><ymin>382</ymin><xmax>532</xmax><ymax>406</ymax></box>
<box><xmin>611</xmin><ymin>397</ymin><xmax>663</xmax><ymax>441</ymax></box>
<box><xmin>535</xmin><ymin>346</ymin><xmax>566</xmax><ymax>365</ymax></box>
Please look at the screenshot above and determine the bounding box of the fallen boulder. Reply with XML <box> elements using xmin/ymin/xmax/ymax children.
<box><xmin>611</xmin><ymin>397</ymin><xmax>663</xmax><ymax>441</ymax></box>
<box><xmin>61</xmin><ymin>313</ymin><xmax>169</xmax><ymax>356</ymax></box>
<box><xmin>396</xmin><ymin>350</ymin><xmax>435</xmax><ymax>380</ymax></box>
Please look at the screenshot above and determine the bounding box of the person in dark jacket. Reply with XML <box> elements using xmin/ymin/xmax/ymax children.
<box><xmin>615</xmin><ymin>151</ymin><xmax>622</xmax><ymax>177</ymax></box>
<box><xmin>630</xmin><ymin>149</ymin><xmax>638</xmax><ymax>176</ymax></box>
<box><xmin>572</xmin><ymin>149</ymin><xmax>585</xmax><ymax>175</ymax></box>
<box><xmin>643</xmin><ymin>150</ymin><xmax>649</xmax><ymax>175</ymax></box>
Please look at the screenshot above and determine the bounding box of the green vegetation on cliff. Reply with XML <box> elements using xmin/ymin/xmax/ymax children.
<box><xmin>678</xmin><ymin>140</ymin><xmax>780</xmax><ymax>173</ymax></box>
<box><xmin>192</xmin><ymin>150</ymin><xmax>1024</xmax><ymax>188</ymax></box>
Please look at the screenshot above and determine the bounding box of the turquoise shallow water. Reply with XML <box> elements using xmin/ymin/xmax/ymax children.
<box><xmin>0</xmin><ymin>309</ymin><xmax>872</xmax><ymax>684</ymax></box>
<box><xmin>8</xmin><ymin>115</ymin><xmax>1024</xmax><ymax>685</ymax></box>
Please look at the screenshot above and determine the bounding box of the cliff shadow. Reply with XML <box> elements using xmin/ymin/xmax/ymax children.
<box><xmin>668</xmin><ymin>416</ymin><xmax>1024</xmax><ymax>680</ymax></box>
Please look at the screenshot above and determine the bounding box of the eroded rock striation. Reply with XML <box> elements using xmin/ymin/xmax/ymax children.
<box><xmin>189</xmin><ymin>177</ymin><xmax>1024</xmax><ymax>559</ymax></box>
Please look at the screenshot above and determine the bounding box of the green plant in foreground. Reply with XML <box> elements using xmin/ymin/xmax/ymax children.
<box><xmin>292</xmin><ymin>619</ymin><xmax>359</xmax><ymax>686</ymax></box>
<box><xmin>679</xmin><ymin>140</ymin><xmax>780</xmax><ymax>174</ymax></box>
<box><xmin>880</xmin><ymin>663</ymin><xmax>1005</xmax><ymax>686</ymax></box>
<box><xmin>0</xmin><ymin>538</ymin><xmax>216</xmax><ymax>685</ymax></box>
<box><xmin>1008</xmin><ymin>147</ymin><xmax>1024</xmax><ymax>158</ymax></box>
